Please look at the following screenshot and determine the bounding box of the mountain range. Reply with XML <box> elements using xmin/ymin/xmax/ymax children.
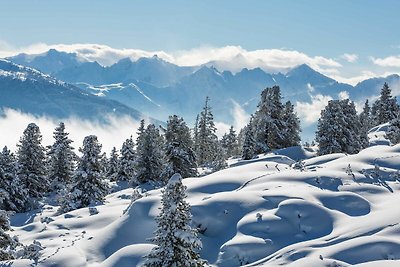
<box><xmin>4</xmin><ymin>49</ymin><xmax>400</xmax><ymax>139</ymax></box>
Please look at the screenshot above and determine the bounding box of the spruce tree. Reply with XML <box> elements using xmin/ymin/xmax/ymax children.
<box><xmin>134</xmin><ymin>124</ymin><xmax>165</xmax><ymax>185</ymax></box>
<box><xmin>282</xmin><ymin>101</ymin><xmax>301</xmax><ymax>147</ymax></box>
<box><xmin>17</xmin><ymin>123</ymin><xmax>48</xmax><ymax>199</ymax></box>
<box><xmin>220</xmin><ymin>126</ymin><xmax>240</xmax><ymax>158</ymax></box>
<box><xmin>107</xmin><ymin>147</ymin><xmax>119</xmax><ymax>181</ymax></box>
<box><xmin>371</xmin><ymin>83</ymin><xmax>399</xmax><ymax>125</ymax></box>
<box><xmin>0</xmin><ymin>147</ymin><xmax>28</xmax><ymax>212</ymax></box>
<box><xmin>211</xmin><ymin>142</ymin><xmax>228</xmax><ymax>172</ymax></box>
<box><xmin>316</xmin><ymin>99</ymin><xmax>365</xmax><ymax>155</ymax></box>
<box><xmin>0</xmin><ymin>210</ymin><xmax>19</xmax><ymax>260</ymax></box>
<box><xmin>163</xmin><ymin>115</ymin><xmax>197</xmax><ymax>180</ymax></box>
<box><xmin>196</xmin><ymin>97</ymin><xmax>218</xmax><ymax>166</ymax></box>
<box><xmin>359</xmin><ymin>100</ymin><xmax>373</xmax><ymax>131</ymax></box>
<box><xmin>253</xmin><ymin>86</ymin><xmax>285</xmax><ymax>153</ymax></box>
<box><xmin>47</xmin><ymin>122</ymin><xmax>75</xmax><ymax>191</ymax></box>
<box><xmin>60</xmin><ymin>135</ymin><xmax>109</xmax><ymax>212</ymax></box>
<box><xmin>386</xmin><ymin>117</ymin><xmax>400</xmax><ymax>144</ymax></box>
<box><xmin>242</xmin><ymin>117</ymin><xmax>256</xmax><ymax>160</ymax></box>
<box><xmin>117</xmin><ymin>137</ymin><xmax>136</xmax><ymax>182</ymax></box>
<box><xmin>144</xmin><ymin>174</ymin><xmax>206</xmax><ymax>267</ymax></box>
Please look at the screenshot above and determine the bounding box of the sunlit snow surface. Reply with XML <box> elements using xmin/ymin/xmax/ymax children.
<box><xmin>8</xmin><ymin>145</ymin><xmax>400</xmax><ymax>266</ymax></box>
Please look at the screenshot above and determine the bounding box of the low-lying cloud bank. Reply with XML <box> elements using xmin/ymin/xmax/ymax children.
<box><xmin>0</xmin><ymin>109</ymin><xmax>142</xmax><ymax>154</ymax></box>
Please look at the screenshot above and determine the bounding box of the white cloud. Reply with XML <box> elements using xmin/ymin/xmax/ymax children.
<box><xmin>371</xmin><ymin>55</ymin><xmax>400</xmax><ymax>67</ymax></box>
<box><xmin>0</xmin><ymin>41</ymin><xmax>341</xmax><ymax>74</ymax></box>
<box><xmin>230</xmin><ymin>100</ymin><xmax>250</xmax><ymax>131</ymax></box>
<box><xmin>295</xmin><ymin>94</ymin><xmax>333</xmax><ymax>126</ymax></box>
<box><xmin>340</xmin><ymin>53</ymin><xmax>358</xmax><ymax>63</ymax></box>
<box><xmin>214</xmin><ymin>121</ymin><xmax>231</xmax><ymax>139</ymax></box>
<box><xmin>338</xmin><ymin>91</ymin><xmax>349</xmax><ymax>100</ymax></box>
<box><xmin>0</xmin><ymin>108</ymin><xmax>142</xmax><ymax>154</ymax></box>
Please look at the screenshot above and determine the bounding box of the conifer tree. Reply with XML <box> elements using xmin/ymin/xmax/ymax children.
<box><xmin>116</xmin><ymin>137</ymin><xmax>136</xmax><ymax>182</ymax></box>
<box><xmin>0</xmin><ymin>147</ymin><xmax>28</xmax><ymax>212</ymax></box>
<box><xmin>134</xmin><ymin>124</ymin><xmax>165</xmax><ymax>184</ymax></box>
<box><xmin>220</xmin><ymin>126</ymin><xmax>240</xmax><ymax>158</ymax></box>
<box><xmin>359</xmin><ymin>100</ymin><xmax>373</xmax><ymax>130</ymax></box>
<box><xmin>253</xmin><ymin>86</ymin><xmax>285</xmax><ymax>153</ymax></box>
<box><xmin>193</xmin><ymin>115</ymin><xmax>200</xmax><ymax>157</ymax></box>
<box><xmin>386</xmin><ymin>117</ymin><xmax>400</xmax><ymax>144</ymax></box>
<box><xmin>211</xmin><ymin>143</ymin><xmax>228</xmax><ymax>172</ymax></box>
<box><xmin>107</xmin><ymin>147</ymin><xmax>119</xmax><ymax>181</ymax></box>
<box><xmin>17</xmin><ymin>123</ymin><xmax>48</xmax><ymax>199</ymax></box>
<box><xmin>242</xmin><ymin>117</ymin><xmax>256</xmax><ymax>160</ymax></box>
<box><xmin>371</xmin><ymin>83</ymin><xmax>399</xmax><ymax>125</ymax></box>
<box><xmin>196</xmin><ymin>97</ymin><xmax>218</xmax><ymax>166</ymax></box>
<box><xmin>144</xmin><ymin>174</ymin><xmax>206</xmax><ymax>267</ymax></box>
<box><xmin>0</xmin><ymin>210</ymin><xmax>19</xmax><ymax>260</ymax></box>
<box><xmin>281</xmin><ymin>101</ymin><xmax>301</xmax><ymax>147</ymax></box>
<box><xmin>47</xmin><ymin>122</ymin><xmax>75</xmax><ymax>191</ymax></box>
<box><xmin>60</xmin><ymin>135</ymin><xmax>108</xmax><ymax>212</ymax></box>
<box><xmin>316</xmin><ymin>99</ymin><xmax>365</xmax><ymax>155</ymax></box>
<box><xmin>163</xmin><ymin>115</ymin><xmax>197</xmax><ymax>180</ymax></box>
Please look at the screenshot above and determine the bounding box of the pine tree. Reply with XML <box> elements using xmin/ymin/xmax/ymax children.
<box><xmin>0</xmin><ymin>147</ymin><xmax>28</xmax><ymax>212</ymax></box>
<box><xmin>47</xmin><ymin>122</ymin><xmax>75</xmax><ymax>191</ymax></box>
<box><xmin>192</xmin><ymin>115</ymin><xmax>200</xmax><ymax>158</ymax></box>
<box><xmin>134</xmin><ymin>124</ymin><xmax>165</xmax><ymax>185</ymax></box>
<box><xmin>211</xmin><ymin>143</ymin><xmax>227</xmax><ymax>172</ymax></box>
<box><xmin>144</xmin><ymin>174</ymin><xmax>206</xmax><ymax>267</ymax></box>
<box><xmin>281</xmin><ymin>101</ymin><xmax>301</xmax><ymax>147</ymax></box>
<box><xmin>107</xmin><ymin>147</ymin><xmax>119</xmax><ymax>181</ymax></box>
<box><xmin>0</xmin><ymin>210</ymin><xmax>19</xmax><ymax>260</ymax></box>
<box><xmin>316</xmin><ymin>99</ymin><xmax>365</xmax><ymax>155</ymax></box>
<box><xmin>386</xmin><ymin>117</ymin><xmax>400</xmax><ymax>144</ymax></box>
<box><xmin>253</xmin><ymin>86</ymin><xmax>286</xmax><ymax>153</ymax></box>
<box><xmin>242</xmin><ymin>117</ymin><xmax>256</xmax><ymax>160</ymax></box>
<box><xmin>196</xmin><ymin>97</ymin><xmax>218</xmax><ymax>166</ymax></box>
<box><xmin>359</xmin><ymin>100</ymin><xmax>373</xmax><ymax>130</ymax></box>
<box><xmin>17</xmin><ymin>123</ymin><xmax>48</xmax><ymax>199</ymax></box>
<box><xmin>163</xmin><ymin>115</ymin><xmax>197</xmax><ymax>180</ymax></box>
<box><xmin>220</xmin><ymin>126</ymin><xmax>240</xmax><ymax>158</ymax></box>
<box><xmin>60</xmin><ymin>135</ymin><xmax>109</xmax><ymax>212</ymax></box>
<box><xmin>371</xmin><ymin>83</ymin><xmax>399</xmax><ymax>125</ymax></box>
<box><xmin>117</xmin><ymin>137</ymin><xmax>136</xmax><ymax>182</ymax></box>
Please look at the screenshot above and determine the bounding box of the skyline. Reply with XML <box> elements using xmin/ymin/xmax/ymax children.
<box><xmin>1</xmin><ymin>0</ymin><xmax>400</xmax><ymax>85</ymax></box>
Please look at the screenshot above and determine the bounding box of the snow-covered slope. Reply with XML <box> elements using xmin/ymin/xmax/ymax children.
<box><xmin>0</xmin><ymin>59</ymin><xmax>152</xmax><ymax>122</ymax></box>
<box><xmin>8</xmin><ymin>144</ymin><xmax>400</xmax><ymax>266</ymax></box>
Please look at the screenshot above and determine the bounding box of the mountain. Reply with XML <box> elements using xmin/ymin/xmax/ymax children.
<box><xmin>0</xmin><ymin>59</ymin><xmax>150</xmax><ymax>122</ymax></box>
<box><xmin>6</xmin><ymin>49</ymin><xmax>400</xmax><ymax>140</ymax></box>
<box><xmin>8</xmin><ymin>51</ymin><xmax>196</xmax><ymax>88</ymax></box>
<box><xmin>8</xmin><ymin>49</ymin><xmax>84</xmax><ymax>75</ymax></box>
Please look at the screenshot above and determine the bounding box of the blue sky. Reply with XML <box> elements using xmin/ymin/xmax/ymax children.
<box><xmin>1</xmin><ymin>0</ymin><xmax>400</xmax><ymax>83</ymax></box>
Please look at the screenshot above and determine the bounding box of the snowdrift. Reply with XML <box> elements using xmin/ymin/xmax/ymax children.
<box><xmin>8</xmin><ymin>145</ymin><xmax>400</xmax><ymax>266</ymax></box>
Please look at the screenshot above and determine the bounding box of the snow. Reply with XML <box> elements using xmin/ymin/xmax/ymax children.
<box><xmin>7</xmin><ymin>144</ymin><xmax>400</xmax><ymax>266</ymax></box>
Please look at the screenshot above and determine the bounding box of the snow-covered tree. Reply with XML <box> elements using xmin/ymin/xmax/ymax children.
<box><xmin>253</xmin><ymin>86</ymin><xmax>285</xmax><ymax>153</ymax></box>
<box><xmin>60</xmin><ymin>135</ymin><xmax>108</xmax><ymax>212</ymax></box>
<box><xmin>117</xmin><ymin>137</ymin><xmax>136</xmax><ymax>182</ymax></box>
<box><xmin>47</xmin><ymin>122</ymin><xmax>76</xmax><ymax>191</ymax></box>
<box><xmin>386</xmin><ymin>117</ymin><xmax>400</xmax><ymax>144</ymax></box>
<box><xmin>144</xmin><ymin>174</ymin><xmax>206</xmax><ymax>267</ymax></box>
<box><xmin>0</xmin><ymin>147</ymin><xmax>28</xmax><ymax>212</ymax></box>
<box><xmin>211</xmin><ymin>143</ymin><xmax>227</xmax><ymax>172</ymax></box>
<box><xmin>134</xmin><ymin>124</ymin><xmax>165</xmax><ymax>185</ymax></box>
<box><xmin>106</xmin><ymin>147</ymin><xmax>119</xmax><ymax>181</ymax></box>
<box><xmin>0</xmin><ymin>210</ymin><xmax>19</xmax><ymax>260</ymax></box>
<box><xmin>371</xmin><ymin>83</ymin><xmax>399</xmax><ymax>125</ymax></box>
<box><xmin>281</xmin><ymin>101</ymin><xmax>301</xmax><ymax>147</ymax></box>
<box><xmin>163</xmin><ymin>115</ymin><xmax>197</xmax><ymax>180</ymax></box>
<box><xmin>17</xmin><ymin>123</ymin><xmax>48</xmax><ymax>199</ymax></box>
<box><xmin>242</xmin><ymin>117</ymin><xmax>256</xmax><ymax>160</ymax></box>
<box><xmin>192</xmin><ymin>115</ymin><xmax>200</xmax><ymax>156</ymax></box>
<box><xmin>359</xmin><ymin>100</ymin><xmax>373</xmax><ymax>130</ymax></box>
<box><xmin>316</xmin><ymin>99</ymin><xmax>365</xmax><ymax>155</ymax></box>
<box><xmin>196</xmin><ymin>97</ymin><xmax>218</xmax><ymax>166</ymax></box>
<box><xmin>220</xmin><ymin>126</ymin><xmax>240</xmax><ymax>158</ymax></box>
